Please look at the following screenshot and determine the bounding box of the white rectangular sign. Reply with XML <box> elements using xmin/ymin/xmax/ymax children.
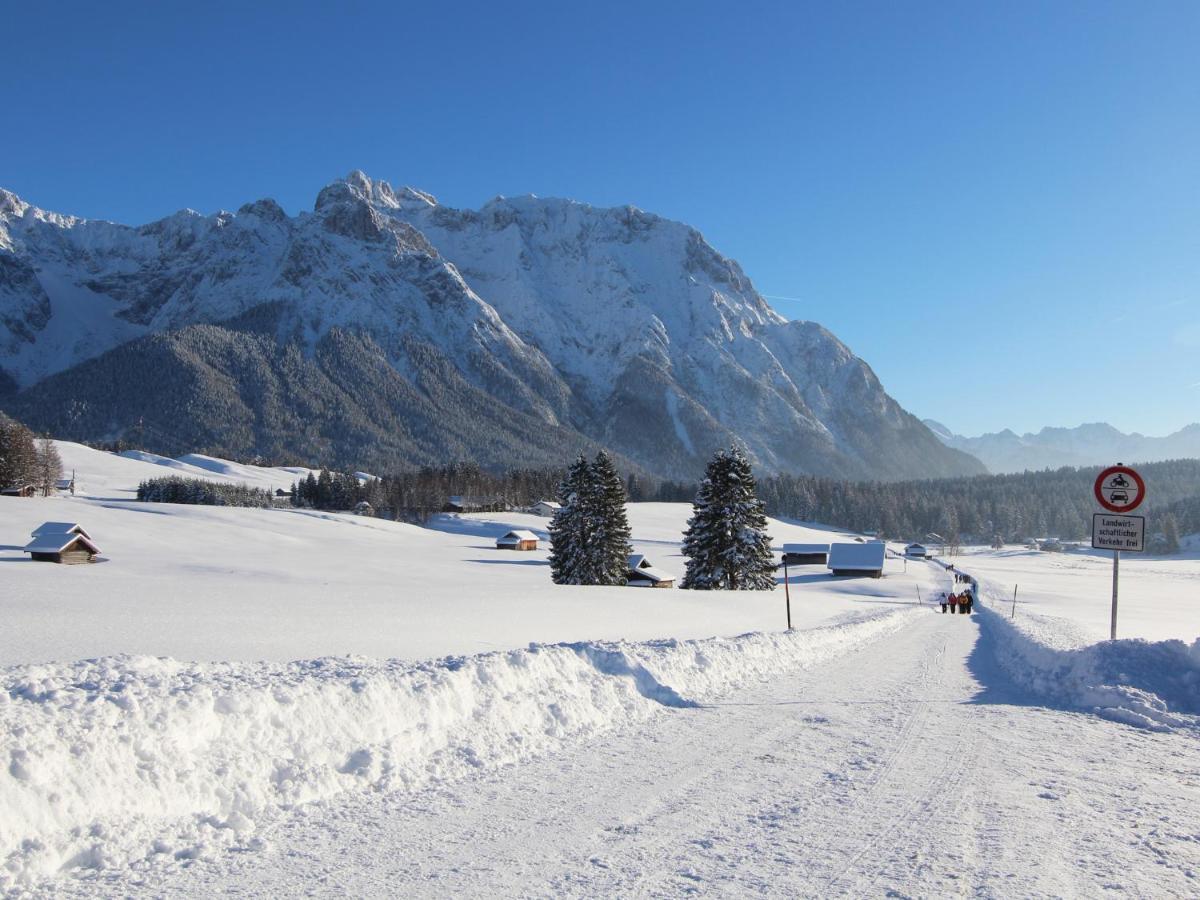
<box><xmin>1092</xmin><ymin>514</ymin><xmax>1145</xmax><ymax>552</ymax></box>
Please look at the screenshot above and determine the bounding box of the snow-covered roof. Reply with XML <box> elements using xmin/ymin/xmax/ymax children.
<box><xmin>31</xmin><ymin>522</ymin><xmax>92</xmax><ymax>540</ymax></box>
<box><xmin>498</xmin><ymin>530</ymin><xmax>539</xmax><ymax>543</ymax></box>
<box><xmin>782</xmin><ymin>543</ymin><xmax>829</xmax><ymax>554</ymax></box>
<box><xmin>24</xmin><ymin>533</ymin><xmax>101</xmax><ymax>555</ymax></box>
<box><xmin>534</xmin><ymin>500</ymin><xmax>561</xmax><ymax>510</ymax></box>
<box><xmin>627</xmin><ymin>554</ymin><xmax>674</xmax><ymax>583</ymax></box>
<box><xmin>828</xmin><ymin>542</ymin><xmax>886</xmax><ymax>570</ymax></box>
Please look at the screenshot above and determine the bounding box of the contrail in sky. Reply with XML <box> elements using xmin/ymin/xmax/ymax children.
<box><xmin>761</xmin><ymin>294</ymin><xmax>806</xmax><ymax>304</ymax></box>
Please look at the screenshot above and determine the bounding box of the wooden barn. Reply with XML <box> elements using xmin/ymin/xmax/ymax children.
<box><xmin>2</xmin><ymin>484</ymin><xmax>37</xmax><ymax>498</ymax></box>
<box><xmin>904</xmin><ymin>543</ymin><xmax>928</xmax><ymax>558</ymax></box>
<box><xmin>827</xmin><ymin>541</ymin><xmax>886</xmax><ymax>578</ymax></box>
<box><xmin>782</xmin><ymin>543</ymin><xmax>830</xmax><ymax>566</ymax></box>
<box><xmin>531</xmin><ymin>500</ymin><xmax>561</xmax><ymax>518</ymax></box>
<box><xmin>496</xmin><ymin>529</ymin><xmax>539</xmax><ymax>551</ymax></box>
<box><xmin>24</xmin><ymin>523</ymin><xmax>101</xmax><ymax>564</ymax></box>
<box><xmin>626</xmin><ymin>554</ymin><xmax>675</xmax><ymax>588</ymax></box>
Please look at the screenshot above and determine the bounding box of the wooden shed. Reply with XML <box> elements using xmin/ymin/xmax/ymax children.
<box><xmin>782</xmin><ymin>543</ymin><xmax>830</xmax><ymax>566</ymax></box>
<box><xmin>2</xmin><ymin>484</ymin><xmax>37</xmax><ymax>498</ymax></box>
<box><xmin>904</xmin><ymin>543</ymin><xmax>927</xmax><ymax>558</ymax></box>
<box><xmin>24</xmin><ymin>523</ymin><xmax>101</xmax><ymax>564</ymax></box>
<box><xmin>827</xmin><ymin>542</ymin><xmax>885</xmax><ymax>578</ymax></box>
<box><xmin>531</xmin><ymin>500</ymin><xmax>562</xmax><ymax>518</ymax></box>
<box><xmin>497</xmin><ymin>529</ymin><xmax>539</xmax><ymax>551</ymax></box>
<box><xmin>626</xmin><ymin>554</ymin><xmax>675</xmax><ymax>588</ymax></box>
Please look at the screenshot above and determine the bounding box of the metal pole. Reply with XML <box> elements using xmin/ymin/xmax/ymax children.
<box><xmin>916</xmin><ymin>584</ymin><xmax>922</xmax><ymax>605</ymax></box>
<box><xmin>784</xmin><ymin>560</ymin><xmax>792</xmax><ymax>630</ymax></box>
<box><xmin>1010</xmin><ymin>584</ymin><xmax>1018</xmax><ymax>619</ymax></box>
<box><xmin>1110</xmin><ymin>549</ymin><xmax>1119</xmax><ymax>640</ymax></box>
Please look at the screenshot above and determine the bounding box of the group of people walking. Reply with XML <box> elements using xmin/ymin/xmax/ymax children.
<box><xmin>940</xmin><ymin>571</ymin><xmax>975</xmax><ymax>614</ymax></box>
<box><xmin>940</xmin><ymin>590</ymin><xmax>974</xmax><ymax>614</ymax></box>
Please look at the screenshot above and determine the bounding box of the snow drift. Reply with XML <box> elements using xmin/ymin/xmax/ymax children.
<box><xmin>0</xmin><ymin>609</ymin><xmax>919</xmax><ymax>889</ymax></box>
<box><xmin>974</xmin><ymin>583</ymin><xmax>1200</xmax><ymax>731</ymax></box>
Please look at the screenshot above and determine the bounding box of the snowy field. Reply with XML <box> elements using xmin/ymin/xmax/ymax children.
<box><xmin>2</xmin><ymin>442</ymin><xmax>1198</xmax><ymax>896</ymax></box>
<box><xmin>0</xmin><ymin>442</ymin><xmax>932</xmax><ymax>666</ymax></box>
<box><xmin>949</xmin><ymin>544</ymin><xmax>1200</xmax><ymax>644</ymax></box>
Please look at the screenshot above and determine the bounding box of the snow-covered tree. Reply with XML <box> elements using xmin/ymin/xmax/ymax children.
<box><xmin>588</xmin><ymin>450</ymin><xmax>632</xmax><ymax>585</ymax></box>
<box><xmin>0</xmin><ymin>415</ymin><xmax>39</xmax><ymax>491</ymax></box>
<box><xmin>35</xmin><ymin>437</ymin><xmax>63</xmax><ymax>497</ymax></box>
<box><xmin>681</xmin><ymin>446</ymin><xmax>776</xmax><ymax>590</ymax></box>
<box><xmin>549</xmin><ymin>454</ymin><xmax>593</xmax><ymax>585</ymax></box>
<box><xmin>1161</xmin><ymin>513</ymin><xmax>1181</xmax><ymax>555</ymax></box>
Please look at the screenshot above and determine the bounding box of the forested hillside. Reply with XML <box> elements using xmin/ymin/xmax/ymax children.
<box><xmin>750</xmin><ymin>459</ymin><xmax>1200</xmax><ymax>543</ymax></box>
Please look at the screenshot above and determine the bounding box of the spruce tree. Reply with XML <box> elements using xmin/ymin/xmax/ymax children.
<box><xmin>549</xmin><ymin>453</ymin><xmax>593</xmax><ymax>585</ymax></box>
<box><xmin>681</xmin><ymin>446</ymin><xmax>776</xmax><ymax>590</ymax></box>
<box><xmin>1162</xmin><ymin>513</ymin><xmax>1181</xmax><ymax>555</ymax></box>
<box><xmin>589</xmin><ymin>450</ymin><xmax>633</xmax><ymax>585</ymax></box>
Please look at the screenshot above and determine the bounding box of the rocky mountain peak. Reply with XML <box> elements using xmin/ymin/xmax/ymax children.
<box><xmin>0</xmin><ymin>189</ymin><xmax>30</xmax><ymax>220</ymax></box>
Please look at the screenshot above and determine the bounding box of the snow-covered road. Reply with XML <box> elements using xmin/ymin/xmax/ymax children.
<box><xmin>64</xmin><ymin>611</ymin><xmax>1200</xmax><ymax>898</ymax></box>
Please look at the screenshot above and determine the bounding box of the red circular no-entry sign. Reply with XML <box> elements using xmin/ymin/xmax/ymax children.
<box><xmin>1094</xmin><ymin>465</ymin><xmax>1145</xmax><ymax>513</ymax></box>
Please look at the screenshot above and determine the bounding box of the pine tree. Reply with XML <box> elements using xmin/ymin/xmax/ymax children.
<box><xmin>589</xmin><ymin>450</ymin><xmax>633</xmax><ymax>585</ymax></box>
<box><xmin>1162</xmin><ymin>513</ymin><xmax>1181</xmax><ymax>555</ymax></box>
<box><xmin>549</xmin><ymin>454</ymin><xmax>593</xmax><ymax>585</ymax></box>
<box><xmin>681</xmin><ymin>446</ymin><xmax>776</xmax><ymax>590</ymax></box>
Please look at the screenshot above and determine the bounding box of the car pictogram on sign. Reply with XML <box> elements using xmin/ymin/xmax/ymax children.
<box><xmin>1109</xmin><ymin>490</ymin><xmax>1128</xmax><ymax>504</ymax></box>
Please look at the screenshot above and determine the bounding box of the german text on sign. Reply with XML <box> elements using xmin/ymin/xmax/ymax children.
<box><xmin>1091</xmin><ymin>514</ymin><xmax>1145</xmax><ymax>553</ymax></box>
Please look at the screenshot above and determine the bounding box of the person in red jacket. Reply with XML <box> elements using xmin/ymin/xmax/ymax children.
<box><xmin>948</xmin><ymin>592</ymin><xmax>959</xmax><ymax>614</ymax></box>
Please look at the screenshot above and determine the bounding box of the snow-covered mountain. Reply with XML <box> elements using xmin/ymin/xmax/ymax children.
<box><xmin>925</xmin><ymin>420</ymin><xmax>1200</xmax><ymax>473</ymax></box>
<box><xmin>0</xmin><ymin>173</ymin><xmax>981</xmax><ymax>479</ymax></box>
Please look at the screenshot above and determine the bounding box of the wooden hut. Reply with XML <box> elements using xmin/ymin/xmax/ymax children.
<box><xmin>2</xmin><ymin>484</ymin><xmax>37</xmax><ymax>498</ymax></box>
<box><xmin>24</xmin><ymin>523</ymin><xmax>101</xmax><ymax>564</ymax></box>
<box><xmin>626</xmin><ymin>554</ymin><xmax>675</xmax><ymax>588</ymax></box>
<box><xmin>782</xmin><ymin>543</ymin><xmax>829</xmax><ymax>566</ymax></box>
<box><xmin>531</xmin><ymin>500</ymin><xmax>561</xmax><ymax>518</ymax></box>
<box><xmin>496</xmin><ymin>529</ymin><xmax>539</xmax><ymax>551</ymax></box>
<box><xmin>827</xmin><ymin>542</ymin><xmax>885</xmax><ymax>578</ymax></box>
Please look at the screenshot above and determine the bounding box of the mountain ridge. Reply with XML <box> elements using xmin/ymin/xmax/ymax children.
<box><xmin>925</xmin><ymin>419</ymin><xmax>1200</xmax><ymax>473</ymax></box>
<box><xmin>0</xmin><ymin>172</ymin><xmax>983</xmax><ymax>480</ymax></box>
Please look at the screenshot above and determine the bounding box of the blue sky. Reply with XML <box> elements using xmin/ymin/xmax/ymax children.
<box><xmin>5</xmin><ymin>1</ymin><xmax>1198</xmax><ymax>436</ymax></box>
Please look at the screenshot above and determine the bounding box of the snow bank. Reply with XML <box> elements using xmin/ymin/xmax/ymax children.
<box><xmin>0</xmin><ymin>609</ymin><xmax>919</xmax><ymax>889</ymax></box>
<box><xmin>974</xmin><ymin>583</ymin><xmax>1200</xmax><ymax>732</ymax></box>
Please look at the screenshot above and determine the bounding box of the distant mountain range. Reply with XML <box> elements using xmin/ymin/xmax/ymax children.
<box><xmin>924</xmin><ymin>420</ymin><xmax>1200</xmax><ymax>473</ymax></box>
<box><xmin>0</xmin><ymin>172</ymin><xmax>982</xmax><ymax>480</ymax></box>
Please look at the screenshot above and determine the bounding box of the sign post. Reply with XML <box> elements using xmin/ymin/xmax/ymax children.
<box><xmin>1091</xmin><ymin>464</ymin><xmax>1146</xmax><ymax>640</ymax></box>
<box><xmin>783</xmin><ymin>558</ymin><xmax>792</xmax><ymax>630</ymax></box>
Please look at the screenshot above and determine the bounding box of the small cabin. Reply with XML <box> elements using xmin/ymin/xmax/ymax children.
<box><xmin>904</xmin><ymin>543</ymin><xmax>927</xmax><ymax>558</ymax></box>
<box><xmin>828</xmin><ymin>542</ymin><xmax>886</xmax><ymax>578</ymax></box>
<box><xmin>626</xmin><ymin>554</ymin><xmax>675</xmax><ymax>588</ymax></box>
<box><xmin>24</xmin><ymin>523</ymin><xmax>101</xmax><ymax>564</ymax></box>
<box><xmin>496</xmin><ymin>529</ymin><xmax>539</xmax><ymax>551</ymax></box>
<box><xmin>2</xmin><ymin>484</ymin><xmax>37</xmax><ymax>498</ymax></box>
<box><xmin>781</xmin><ymin>543</ymin><xmax>829</xmax><ymax>566</ymax></box>
<box><xmin>531</xmin><ymin>500</ymin><xmax>562</xmax><ymax>518</ymax></box>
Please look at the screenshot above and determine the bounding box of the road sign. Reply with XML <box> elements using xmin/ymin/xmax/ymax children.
<box><xmin>1091</xmin><ymin>514</ymin><xmax>1145</xmax><ymax>552</ymax></box>
<box><xmin>1093</xmin><ymin>465</ymin><xmax>1145</xmax><ymax>513</ymax></box>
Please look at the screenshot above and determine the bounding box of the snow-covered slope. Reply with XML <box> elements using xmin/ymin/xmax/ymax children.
<box><xmin>0</xmin><ymin>175</ymin><xmax>982</xmax><ymax>480</ymax></box>
<box><xmin>925</xmin><ymin>419</ymin><xmax>1200</xmax><ymax>473</ymax></box>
